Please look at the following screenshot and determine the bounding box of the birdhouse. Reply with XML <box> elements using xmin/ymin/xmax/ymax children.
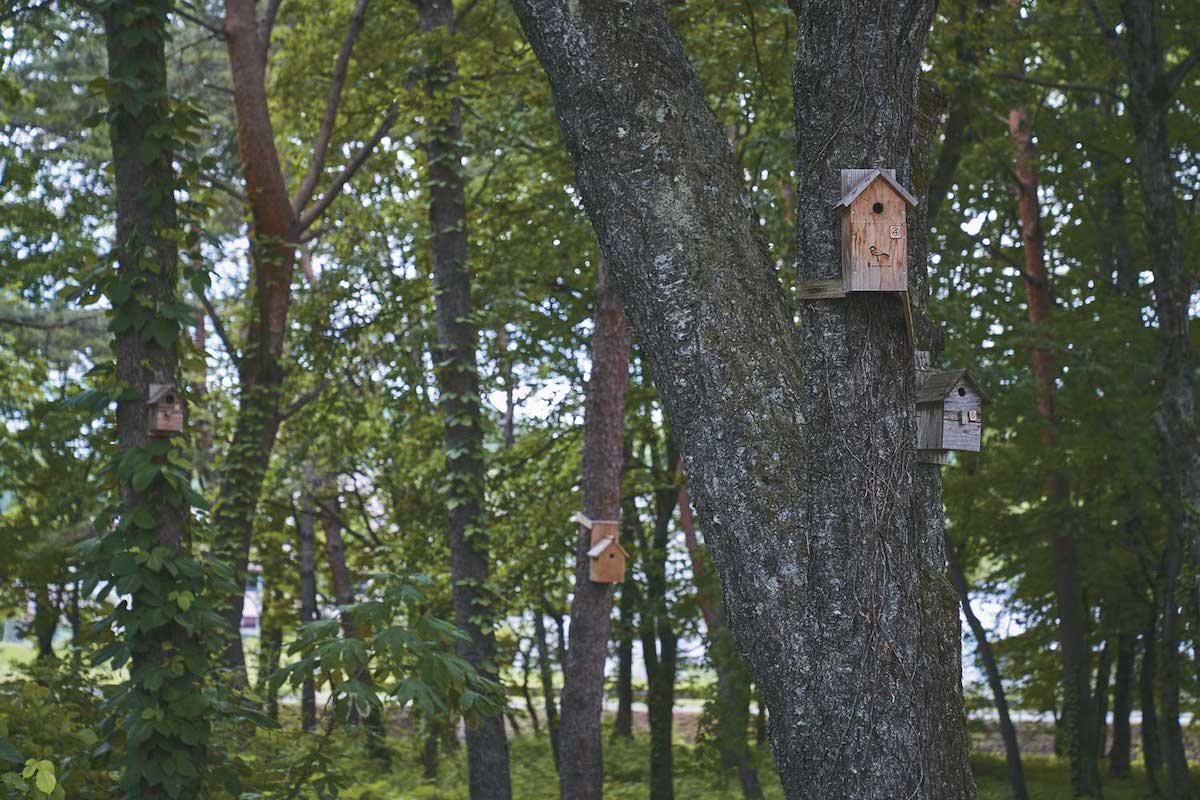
<box><xmin>574</xmin><ymin>513</ymin><xmax>627</xmax><ymax>584</ymax></box>
<box><xmin>834</xmin><ymin>168</ymin><xmax>918</xmax><ymax>294</ymax></box>
<box><xmin>146</xmin><ymin>383</ymin><xmax>183</xmax><ymax>436</ymax></box>
<box><xmin>916</xmin><ymin>369</ymin><xmax>988</xmax><ymax>465</ymax></box>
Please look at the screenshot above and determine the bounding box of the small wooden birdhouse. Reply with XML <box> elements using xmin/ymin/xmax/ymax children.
<box><xmin>916</xmin><ymin>369</ymin><xmax>988</xmax><ymax>465</ymax></box>
<box><xmin>574</xmin><ymin>513</ymin><xmax>628</xmax><ymax>584</ymax></box>
<box><xmin>146</xmin><ymin>383</ymin><xmax>183</xmax><ymax>436</ymax></box>
<box><xmin>834</xmin><ymin>168</ymin><xmax>918</xmax><ymax>294</ymax></box>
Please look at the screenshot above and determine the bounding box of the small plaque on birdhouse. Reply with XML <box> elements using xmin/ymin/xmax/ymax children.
<box><xmin>573</xmin><ymin>512</ymin><xmax>628</xmax><ymax>584</ymax></box>
<box><xmin>834</xmin><ymin>168</ymin><xmax>918</xmax><ymax>294</ymax></box>
<box><xmin>914</xmin><ymin>359</ymin><xmax>989</xmax><ymax>465</ymax></box>
<box><xmin>146</xmin><ymin>383</ymin><xmax>183</xmax><ymax>436</ymax></box>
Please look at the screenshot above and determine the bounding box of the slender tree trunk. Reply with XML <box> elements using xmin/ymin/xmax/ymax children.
<box><xmin>31</xmin><ymin>585</ymin><xmax>57</xmax><ymax>660</ymax></box>
<box><xmin>1141</xmin><ymin>622</ymin><xmax>1164</xmax><ymax>796</ymax></box>
<box><xmin>414</xmin><ymin>1</ymin><xmax>511</xmax><ymax>795</ymax></box>
<box><xmin>534</xmin><ymin>610</ymin><xmax>561</xmax><ymax>767</ymax></box>
<box><xmin>1109</xmin><ymin>633</ymin><xmax>1134</xmax><ymax>778</ymax></box>
<box><xmin>1094</xmin><ymin>640</ymin><xmax>1112</xmax><ymax>759</ymax></box>
<box><xmin>679</xmin><ymin>475</ymin><xmax>762</xmax><ymax>799</ymax></box>
<box><xmin>1008</xmin><ymin>104</ymin><xmax>1099</xmax><ymax>797</ymax></box>
<box><xmin>298</xmin><ymin>492</ymin><xmax>318</xmax><ymax>732</ymax></box>
<box><xmin>103</xmin><ymin>3</ymin><xmax>209</xmax><ymax>791</ymax></box>
<box><xmin>612</xmin><ymin>576</ymin><xmax>635</xmax><ymax>740</ymax></box>
<box><xmin>256</xmin><ymin>535</ymin><xmax>286</xmax><ymax>719</ymax></box>
<box><xmin>558</xmin><ymin>256</ymin><xmax>631</xmax><ymax>799</ymax></box>
<box><xmin>521</xmin><ymin>643</ymin><xmax>541</xmax><ymax>734</ymax></box>
<box><xmin>507</xmin><ymin>2</ymin><xmax>973</xmax><ymax>797</ymax></box>
<box><xmin>946</xmin><ymin>543</ymin><xmax>1028</xmax><ymax>800</ymax></box>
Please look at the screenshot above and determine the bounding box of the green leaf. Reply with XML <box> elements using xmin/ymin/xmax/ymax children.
<box><xmin>0</xmin><ymin>736</ymin><xmax>21</xmax><ymax>764</ymax></box>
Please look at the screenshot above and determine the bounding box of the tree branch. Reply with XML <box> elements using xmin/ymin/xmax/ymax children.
<box><xmin>0</xmin><ymin>311</ymin><xmax>105</xmax><ymax>332</ymax></box>
<box><xmin>993</xmin><ymin>71</ymin><xmax>1120</xmax><ymax>99</ymax></box>
<box><xmin>296</xmin><ymin>102</ymin><xmax>399</xmax><ymax>232</ymax></box>
<box><xmin>175</xmin><ymin>3</ymin><xmax>225</xmax><ymax>37</ymax></box>
<box><xmin>290</xmin><ymin>0</ymin><xmax>372</xmax><ymax>215</ymax></box>
<box><xmin>1086</xmin><ymin>1</ymin><xmax>1130</xmax><ymax>67</ymax></box>
<box><xmin>259</xmin><ymin>0</ymin><xmax>285</xmax><ymax>50</ymax></box>
<box><xmin>280</xmin><ymin>380</ymin><xmax>331</xmax><ymax>419</ymax></box>
<box><xmin>1165</xmin><ymin>48</ymin><xmax>1200</xmax><ymax>96</ymax></box>
<box><xmin>198</xmin><ymin>291</ymin><xmax>241</xmax><ymax>365</ymax></box>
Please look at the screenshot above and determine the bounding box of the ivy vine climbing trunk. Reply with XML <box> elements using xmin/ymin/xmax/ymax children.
<box><xmin>415</xmin><ymin>0</ymin><xmax>512</xmax><ymax>795</ymax></box>
<box><xmin>1008</xmin><ymin>104</ymin><xmax>1099</xmax><ymax>797</ymax></box>
<box><xmin>508</xmin><ymin>1</ymin><xmax>974</xmax><ymax>797</ymax></box>
<box><xmin>557</xmin><ymin>255</ymin><xmax>630</xmax><ymax>800</ymax></box>
<box><xmin>102</xmin><ymin>1</ymin><xmax>210</xmax><ymax>794</ymax></box>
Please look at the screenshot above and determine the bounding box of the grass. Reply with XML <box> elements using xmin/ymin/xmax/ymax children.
<box><xmin>974</xmin><ymin>755</ymin><xmax>1151</xmax><ymax>800</ymax></box>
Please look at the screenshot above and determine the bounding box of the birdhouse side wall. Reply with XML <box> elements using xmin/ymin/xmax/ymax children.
<box><xmin>941</xmin><ymin>382</ymin><xmax>982</xmax><ymax>452</ymax></box>
<box><xmin>841</xmin><ymin>181</ymin><xmax>908</xmax><ymax>293</ymax></box>
<box><xmin>917</xmin><ymin>404</ymin><xmax>944</xmax><ymax>450</ymax></box>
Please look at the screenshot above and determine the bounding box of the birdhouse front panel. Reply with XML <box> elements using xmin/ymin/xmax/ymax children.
<box><xmin>836</xmin><ymin>169</ymin><xmax>917</xmax><ymax>295</ymax></box>
<box><xmin>941</xmin><ymin>380</ymin><xmax>982</xmax><ymax>452</ymax></box>
<box><xmin>146</xmin><ymin>383</ymin><xmax>184</xmax><ymax>436</ymax></box>
<box><xmin>588</xmin><ymin>538</ymin><xmax>626</xmax><ymax>583</ymax></box>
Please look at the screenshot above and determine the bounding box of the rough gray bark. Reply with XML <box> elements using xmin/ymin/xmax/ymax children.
<box><xmin>416</xmin><ymin>0</ymin><xmax>511</xmax><ymax>794</ymax></box>
<box><xmin>557</xmin><ymin>255</ymin><xmax>630</xmax><ymax>800</ymax></box>
<box><xmin>1108</xmin><ymin>632</ymin><xmax>1134</xmax><ymax>778</ymax></box>
<box><xmin>507</xmin><ymin>2</ymin><xmax>973</xmax><ymax>797</ymax></box>
<box><xmin>946</xmin><ymin>542</ymin><xmax>1027</xmax><ymax>800</ymax></box>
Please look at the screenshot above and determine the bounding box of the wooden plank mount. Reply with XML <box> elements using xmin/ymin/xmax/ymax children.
<box><xmin>573</xmin><ymin>512</ymin><xmax>627</xmax><ymax>584</ymax></box>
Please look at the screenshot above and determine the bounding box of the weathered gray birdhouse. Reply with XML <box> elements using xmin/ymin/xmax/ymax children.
<box><xmin>834</xmin><ymin>168</ymin><xmax>918</xmax><ymax>294</ymax></box>
<box><xmin>916</xmin><ymin>369</ymin><xmax>988</xmax><ymax>465</ymax></box>
<box><xmin>146</xmin><ymin>383</ymin><xmax>183</xmax><ymax>436</ymax></box>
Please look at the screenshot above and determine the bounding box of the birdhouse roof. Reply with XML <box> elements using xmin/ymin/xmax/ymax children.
<box><xmin>916</xmin><ymin>369</ymin><xmax>990</xmax><ymax>405</ymax></box>
<box><xmin>146</xmin><ymin>383</ymin><xmax>178</xmax><ymax>404</ymax></box>
<box><xmin>587</xmin><ymin>536</ymin><xmax>628</xmax><ymax>559</ymax></box>
<box><xmin>834</xmin><ymin>169</ymin><xmax>919</xmax><ymax>209</ymax></box>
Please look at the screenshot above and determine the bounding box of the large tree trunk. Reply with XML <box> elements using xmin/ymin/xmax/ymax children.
<box><xmin>507</xmin><ymin>2</ymin><xmax>973</xmax><ymax>797</ymax></box>
<box><xmin>946</xmin><ymin>543</ymin><xmax>1028</xmax><ymax>800</ymax></box>
<box><xmin>1106</xmin><ymin>3</ymin><xmax>1198</xmax><ymax>797</ymax></box>
<box><xmin>298</xmin><ymin>491</ymin><xmax>318</xmax><ymax>733</ymax></box>
<box><xmin>103</xmin><ymin>2</ymin><xmax>208</xmax><ymax>791</ymax></box>
<box><xmin>415</xmin><ymin>1</ymin><xmax>511</xmax><ymax>795</ymax></box>
<box><xmin>1008</xmin><ymin>104</ymin><xmax>1100</xmax><ymax>797</ymax></box>
<box><xmin>557</xmin><ymin>256</ymin><xmax>630</xmax><ymax>799</ymax></box>
<box><xmin>679</xmin><ymin>476</ymin><xmax>762</xmax><ymax>800</ymax></box>
<box><xmin>1108</xmin><ymin>632</ymin><xmax>1134</xmax><ymax>778</ymax></box>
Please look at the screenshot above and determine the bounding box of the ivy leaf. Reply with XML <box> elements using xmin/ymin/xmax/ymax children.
<box><xmin>132</xmin><ymin>464</ymin><xmax>160</xmax><ymax>492</ymax></box>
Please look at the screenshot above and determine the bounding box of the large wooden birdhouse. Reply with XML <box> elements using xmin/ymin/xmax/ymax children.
<box><xmin>574</xmin><ymin>513</ymin><xmax>627</xmax><ymax>584</ymax></box>
<box><xmin>834</xmin><ymin>168</ymin><xmax>918</xmax><ymax>294</ymax></box>
<box><xmin>146</xmin><ymin>383</ymin><xmax>183</xmax><ymax>437</ymax></box>
<box><xmin>916</xmin><ymin>369</ymin><xmax>988</xmax><ymax>465</ymax></box>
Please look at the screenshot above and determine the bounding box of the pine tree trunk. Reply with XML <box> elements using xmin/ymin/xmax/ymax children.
<box><xmin>679</xmin><ymin>476</ymin><xmax>762</xmax><ymax>799</ymax></box>
<box><xmin>1008</xmin><ymin>104</ymin><xmax>1099</xmax><ymax>797</ymax></box>
<box><xmin>946</xmin><ymin>543</ymin><xmax>1028</xmax><ymax>800</ymax></box>
<box><xmin>558</xmin><ymin>256</ymin><xmax>630</xmax><ymax>799</ymax></box>
<box><xmin>298</xmin><ymin>491</ymin><xmax>318</xmax><ymax>733</ymax></box>
<box><xmin>1108</xmin><ymin>633</ymin><xmax>1134</xmax><ymax>778</ymax></box>
<box><xmin>415</xmin><ymin>1</ymin><xmax>511</xmax><ymax>795</ymax></box>
<box><xmin>103</xmin><ymin>3</ymin><xmax>209</xmax><ymax>791</ymax></box>
<box><xmin>507</xmin><ymin>3</ymin><xmax>973</xmax><ymax>797</ymax></box>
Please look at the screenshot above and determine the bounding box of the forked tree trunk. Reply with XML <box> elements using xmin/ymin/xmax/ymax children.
<box><xmin>557</xmin><ymin>256</ymin><xmax>630</xmax><ymax>800</ymax></box>
<box><xmin>946</xmin><ymin>543</ymin><xmax>1027</xmax><ymax>800</ymax></box>
<box><xmin>679</xmin><ymin>476</ymin><xmax>762</xmax><ymax>800</ymax></box>
<box><xmin>508</xmin><ymin>2</ymin><xmax>973</xmax><ymax>797</ymax></box>
<box><xmin>1108</xmin><ymin>632</ymin><xmax>1134</xmax><ymax>778</ymax></box>
<box><xmin>103</xmin><ymin>3</ymin><xmax>208</xmax><ymax>790</ymax></box>
<box><xmin>415</xmin><ymin>1</ymin><xmax>511</xmax><ymax>794</ymax></box>
<box><xmin>1008</xmin><ymin>104</ymin><xmax>1099</xmax><ymax>797</ymax></box>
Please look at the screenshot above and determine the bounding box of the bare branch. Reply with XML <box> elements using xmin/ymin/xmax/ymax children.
<box><xmin>0</xmin><ymin>311</ymin><xmax>105</xmax><ymax>332</ymax></box>
<box><xmin>198</xmin><ymin>291</ymin><xmax>241</xmax><ymax>365</ymax></box>
<box><xmin>993</xmin><ymin>71</ymin><xmax>1121</xmax><ymax>99</ymax></box>
<box><xmin>291</xmin><ymin>0</ymin><xmax>372</xmax><ymax>215</ymax></box>
<box><xmin>174</xmin><ymin>4</ymin><xmax>225</xmax><ymax>36</ymax></box>
<box><xmin>280</xmin><ymin>380</ymin><xmax>331</xmax><ymax>419</ymax></box>
<box><xmin>260</xmin><ymin>0</ymin><xmax>285</xmax><ymax>50</ymax></box>
<box><xmin>297</xmin><ymin>101</ymin><xmax>399</xmax><ymax>232</ymax></box>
